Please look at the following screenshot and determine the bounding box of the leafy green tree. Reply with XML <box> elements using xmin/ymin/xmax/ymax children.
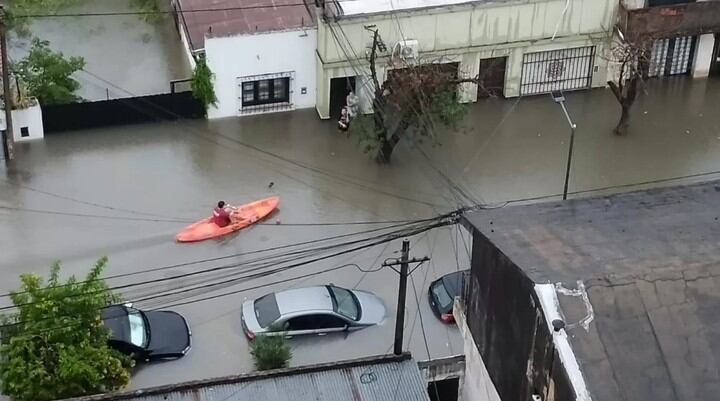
<box><xmin>191</xmin><ymin>55</ymin><xmax>218</xmax><ymax>111</ymax></box>
<box><xmin>250</xmin><ymin>335</ymin><xmax>292</xmax><ymax>371</ymax></box>
<box><xmin>14</xmin><ymin>38</ymin><xmax>85</xmax><ymax>105</ymax></box>
<box><xmin>0</xmin><ymin>257</ymin><xmax>133</xmax><ymax>401</ymax></box>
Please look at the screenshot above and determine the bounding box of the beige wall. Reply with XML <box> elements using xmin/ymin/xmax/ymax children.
<box><xmin>316</xmin><ymin>0</ymin><xmax>617</xmax><ymax>118</ymax></box>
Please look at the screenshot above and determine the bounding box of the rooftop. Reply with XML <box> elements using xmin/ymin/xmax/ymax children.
<box><xmin>336</xmin><ymin>0</ymin><xmax>510</xmax><ymax>17</ymax></box>
<box><xmin>463</xmin><ymin>180</ymin><xmax>720</xmax><ymax>401</ymax></box>
<box><xmin>177</xmin><ymin>0</ymin><xmax>316</xmax><ymax>50</ymax></box>
<box><xmin>63</xmin><ymin>353</ymin><xmax>430</xmax><ymax>401</ymax></box>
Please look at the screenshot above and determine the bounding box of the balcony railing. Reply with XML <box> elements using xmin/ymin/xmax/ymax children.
<box><xmin>618</xmin><ymin>1</ymin><xmax>720</xmax><ymax>40</ymax></box>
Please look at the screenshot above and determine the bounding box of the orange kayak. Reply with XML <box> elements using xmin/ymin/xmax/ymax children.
<box><xmin>176</xmin><ymin>197</ymin><xmax>279</xmax><ymax>243</ymax></box>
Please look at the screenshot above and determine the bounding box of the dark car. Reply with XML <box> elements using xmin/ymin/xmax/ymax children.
<box><xmin>102</xmin><ymin>304</ymin><xmax>191</xmax><ymax>362</ymax></box>
<box><xmin>428</xmin><ymin>270</ymin><xmax>468</xmax><ymax>323</ymax></box>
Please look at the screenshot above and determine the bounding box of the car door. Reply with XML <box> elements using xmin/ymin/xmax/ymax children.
<box><xmin>283</xmin><ymin>314</ymin><xmax>347</xmax><ymax>336</ymax></box>
<box><xmin>313</xmin><ymin>314</ymin><xmax>349</xmax><ymax>335</ymax></box>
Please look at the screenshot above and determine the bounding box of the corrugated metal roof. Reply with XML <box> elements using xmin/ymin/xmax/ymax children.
<box><xmin>66</xmin><ymin>354</ymin><xmax>429</xmax><ymax>401</ymax></box>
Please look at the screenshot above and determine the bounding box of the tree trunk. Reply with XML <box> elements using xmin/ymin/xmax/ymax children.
<box><xmin>614</xmin><ymin>104</ymin><xmax>630</xmax><ymax>136</ymax></box>
<box><xmin>614</xmin><ymin>75</ymin><xmax>639</xmax><ymax>136</ymax></box>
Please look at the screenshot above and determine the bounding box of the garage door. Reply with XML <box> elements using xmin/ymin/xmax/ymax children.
<box><xmin>520</xmin><ymin>46</ymin><xmax>596</xmax><ymax>96</ymax></box>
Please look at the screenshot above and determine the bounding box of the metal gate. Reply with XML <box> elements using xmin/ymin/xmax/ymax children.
<box><xmin>648</xmin><ymin>36</ymin><xmax>696</xmax><ymax>77</ymax></box>
<box><xmin>520</xmin><ymin>46</ymin><xmax>595</xmax><ymax>96</ymax></box>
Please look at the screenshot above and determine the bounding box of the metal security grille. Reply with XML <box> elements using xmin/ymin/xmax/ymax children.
<box><xmin>520</xmin><ymin>46</ymin><xmax>596</xmax><ymax>96</ymax></box>
<box><xmin>237</xmin><ymin>71</ymin><xmax>295</xmax><ymax>115</ymax></box>
<box><xmin>648</xmin><ymin>36</ymin><xmax>696</xmax><ymax>77</ymax></box>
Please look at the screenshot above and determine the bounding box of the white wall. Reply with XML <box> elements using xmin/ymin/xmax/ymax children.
<box><xmin>205</xmin><ymin>28</ymin><xmax>318</xmax><ymax>119</ymax></box>
<box><xmin>0</xmin><ymin>103</ymin><xmax>44</xmax><ymax>142</ymax></box>
<box><xmin>454</xmin><ymin>299</ymin><xmax>502</xmax><ymax>401</ymax></box>
<box><xmin>316</xmin><ymin>0</ymin><xmax>616</xmax><ymax>117</ymax></box>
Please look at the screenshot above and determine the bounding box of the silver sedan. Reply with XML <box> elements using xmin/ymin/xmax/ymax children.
<box><xmin>241</xmin><ymin>285</ymin><xmax>386</xmax><ymax>339</ymax></box>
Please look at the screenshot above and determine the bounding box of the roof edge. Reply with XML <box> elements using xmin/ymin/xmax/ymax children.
<box><xmin>61</xmin><ymin>353</ymin><xmax>414</xmax><ymax>401</ymax></box>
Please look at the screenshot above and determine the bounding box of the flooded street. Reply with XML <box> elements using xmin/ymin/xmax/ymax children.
<box><xmin>10</xmin><ymin>0</ymin><xmax>191</xmax><ymax>101</ymax></box>
<box><xmin>2</xmin><ymin>76</ymin><xmax>720</xmax><ymax>389</ymax></box>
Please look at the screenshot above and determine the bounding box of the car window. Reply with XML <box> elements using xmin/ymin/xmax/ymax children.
<box><xmin>254</xmin><ymin>293</ymin><xmax>281</xmax><ymax>328</ymax></box>
<box><xmin>286</xmin><ymin>315</ymin><xmax>319</xmax><ymax>331</ymax></box>
<box><xmin>327</xmin><ymin>286</ymin><xmax>359</xmax><ymax>321</ymax></box>
<box><xmin>431</xmin><ymin>281</ymin><xmax>454</xmax><ymax>310</ymax></box>
<box><xmin>127</xmin><ymin>308</ymin><xmax>147</xmax><ymax>348</ymax></box>
<box><xmin>286</xmin><ymin>315</ymin><xmax>346</xmax><ymax>331</ymax></box>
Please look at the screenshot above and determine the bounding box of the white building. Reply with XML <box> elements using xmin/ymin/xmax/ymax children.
<box><xmin>315</xmin><ymin>0</ymin><xmax>618</xmax><ymax>119</ymax></box>
<box><xmin>618</xmin><ymin>0</ymin><xmax>720</xmax><ymax>79</ymax></box>
<box><xmin>172</xmin><ymin>0</ymin><xmax>318</xmax><ymax>119</ymax></box>
<box><xmin>0</xmin><ymin>100</ymin><xmax>44</xmax><ymax>143</ymax></box>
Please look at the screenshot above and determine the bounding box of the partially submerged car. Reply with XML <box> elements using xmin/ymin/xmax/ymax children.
<box><xmin>241</xmin><ymin>285</ymin><xmax>386</xmax><ymax>339</ymax></box>
<box><xmin>428</xmin><ymin>270</ymin><xmax>469</xmax><ymax>323</ymax></box>
<box><xmin>102</xmin><ymin>304</ymin><xmax>191</xmax><ymax>362</ymax></box>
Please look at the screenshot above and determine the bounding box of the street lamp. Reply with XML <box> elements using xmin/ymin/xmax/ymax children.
<box><xmin>551</xmin><ymin>90</ymin><xmax>577</xmax><ymax>201</ymax></box>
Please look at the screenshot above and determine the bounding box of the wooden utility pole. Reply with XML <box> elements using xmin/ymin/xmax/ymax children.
<box><xmin>383</xmin><ymin>239</ymin><xmax>430</xmax><ymax>355</ymax></box>
<box><xmin>0</xmin><ymin>5</ymin><xmax>14</xmax><ymax>161</ymax></box>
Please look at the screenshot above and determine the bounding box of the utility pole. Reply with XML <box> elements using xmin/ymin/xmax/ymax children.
<box><xmin>551</xmin><ymin>91</ymin><xmax>576</xmax><ymax>200</ymax></box>
<box><xmin>0</xmin><ymin>5</ymin><xmax>14</xmax><ymax>162</ymax></box>
<box><xmin>383</xmin><ymin>239</ymin><xmax>430</xmax><ymax>355</ymax></box>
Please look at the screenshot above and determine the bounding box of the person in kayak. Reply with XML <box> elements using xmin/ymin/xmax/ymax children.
<box><xmin>212</xmin><ymin>201</ymin><xmax>235</xmax><ymax>227</ymax></box>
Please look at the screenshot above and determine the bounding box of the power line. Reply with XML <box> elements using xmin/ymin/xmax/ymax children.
<box><xmin>11</xmin><ymin>4</ymin><xmax>312</xmax><ymax>19</ymax></box>
<box><xmin>1</xmin><ymin>218</ymin><xmax>454</xmax><ymax>337</ymax></box>
<box><xmin>0</xmin><ymin>217</ymin><xmax>445</xmax><ymax>301</ymax></box>
<box><xmin>0</xmin><ymin>204</ymin><xmax>427</xmax><ymax>226</ymax></box>
<box><xmin>0</xmin><ymin>218</ymin><xmax>448</xmax><ymax>310</ymax></box>
<box><xmin>74</xmin><ymin>65</ymin><xmax>443</xmax><ymax>209</ymax></box>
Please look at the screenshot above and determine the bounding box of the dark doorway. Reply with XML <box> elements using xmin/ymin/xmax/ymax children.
<box><xmin>478</xmin><ymin>57</ymin><xmax>507</xmax><ymax>98</ymax></box>
<box><xmin>711</xmin><ymin>34</ymin><xmax>720</xmax><ymax>76</ymax></box>
<box><xmin>427</xmin><ymin>378</ymin><xmax>460</xmax><ymax>401</ymax></box>
<box><xmin>329</xmin><ymin>76</ymin><xmax>356</xmax><ymax>120</ymax></box>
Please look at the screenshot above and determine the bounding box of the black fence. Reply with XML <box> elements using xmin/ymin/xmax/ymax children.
<box><xmin>42</xmin><ymin>91</ymin><xmax>205</xmax><ymax>133</ymax></box>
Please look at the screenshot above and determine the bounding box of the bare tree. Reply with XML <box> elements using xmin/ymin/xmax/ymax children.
<box><xmin>350</xmin><ymin>28</ymin><xmax>490</xmax><ymax>163</ymax></box>
<box><xmin>606</xmin><ymin>33</ymin><xmax>653</xmax><ymax>136</ymax></box>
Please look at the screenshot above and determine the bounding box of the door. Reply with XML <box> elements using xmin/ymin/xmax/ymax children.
<box><xmin>478</xmin><ymin>57</ymin><xmax>506</xmax><ymax>98</ymax></box>
<box><xmin>329</xmin><ymin>77</ymin><xmax>356</xmax><ymax>120</ymax></box>
<box><xmin>520</xmin><ymin>46</ymin><xmax>596</xmax><ymax>96</ymax></box>
<box><xmin>648</xmin><ymin>36</ymin><xmax>696</xmax><ymax>77</ymax></box>
<box><xmin>711</xmin><ymin>34</ymin><xmax>720</xmax><ymax>76</ymax></box>
<box><xmin>283</xmin><ymin>314</ymin><xmax>347</xmax><ymax>336</ymax></box>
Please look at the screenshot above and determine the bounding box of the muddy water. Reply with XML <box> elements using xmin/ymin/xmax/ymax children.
<box><xmin>10</xmin><ymin>0</ymin><xmax>191</xmax><ymax>101</ymax></box>
<box><xmin>1</xmin><ymin>76</ymin><xmax>719</xmax><ymax>391</ymax></box>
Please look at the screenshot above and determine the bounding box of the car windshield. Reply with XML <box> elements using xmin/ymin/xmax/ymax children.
<box><xmin>328</xmin><ymin>286</ymin><xmax>359</xmax><ymax>321</ymax></box>
<box><xmin>254</xmin><ymin>293</ymin><xmax>281</xmax><ymax>328</ymax></box>
<box><xmin>127</xmin><ymin>308</ymin><xmax>148</xmax><ymax>348</ymax></box>
<box><xmin>431</xmin><ymin>281</ymin><xmax>454</xmax><ymax>310</ymax></box>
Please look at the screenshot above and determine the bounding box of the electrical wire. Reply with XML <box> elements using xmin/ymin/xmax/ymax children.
<box><xmin>12</xmin><ymin>4</ymin><xmax>314</xmax><ymax>18</ymax></box>
<box><xmin>0</xmin><ymin>216</ymin><xmax>447</xmax><ymax>301</ymax></box>
<box><xmin>0</xmin><ymin>204</ymin><xmax>429</xmax><ymax>226</ymax></box>
<box><xmin>1</xmin><ymin>219</ymin><xmax>453</xmax><ymax>337</ymax></box>
<box><xmin>0</xmin><ymin>215</ymin><xmax>455</xmax><ymax>321</ymax></box>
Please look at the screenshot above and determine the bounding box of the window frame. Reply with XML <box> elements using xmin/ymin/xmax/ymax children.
<box><xmin>240</xmin><ymin>77</ymin><xmax>290</xmax><ymax>107</ymax></box>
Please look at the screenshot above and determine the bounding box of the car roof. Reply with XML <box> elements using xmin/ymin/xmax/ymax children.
<box><xmin>274</xmin><ymin>286</ymin><xmax>334</xmax><ymax>315</ymax></box>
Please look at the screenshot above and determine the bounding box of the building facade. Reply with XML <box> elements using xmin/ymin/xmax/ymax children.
<box><xmin>315</xmin><ymin>0</ymin><xmax>618</xmax><ymax>119</ymax></box>
<box><xmin>618</xmin><ymin>0</ymin><xmax>720</xmax><ymax>78</ymax></box>
<box><xmin>172</xmin><ymin>0</ymin><xmax>318</xmax><ymax>119</ymax></box>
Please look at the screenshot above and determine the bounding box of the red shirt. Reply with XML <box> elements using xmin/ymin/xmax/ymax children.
<box><xmin>212</xmin><ymin>207</ymin><xmax>231</xmax><ymax>227</ymax></box>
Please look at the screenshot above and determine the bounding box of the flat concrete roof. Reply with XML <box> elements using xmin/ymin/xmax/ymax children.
<box><xmin>336</xmin><ymin>0</ymin><xmax>512</xmax><ymax>16</ymax></box>
<box><xmin>463</xmin><ymin>180</ymin><xmax>720</xmax><ymax>401</ymax></box>
<box><xmin>177</xmin><ymin>0</ymin><xmax>316</xmax><ymax>50</ymax></box>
